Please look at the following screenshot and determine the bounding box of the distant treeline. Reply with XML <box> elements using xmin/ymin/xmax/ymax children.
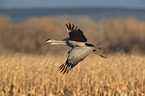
<box><xmin>0</xmin><ymin>15</ymin><xmax>145</xmax><ymax>54</ymax></box>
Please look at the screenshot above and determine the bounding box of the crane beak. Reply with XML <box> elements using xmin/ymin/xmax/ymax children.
<box><xmin>44</xmin><ymin>39</ymin><xmax>52</xmax><ymax>45</ymax></box>
<box><xmin>45</xmin><ymin>39</ymin><xmax>56</xmax><ymax>45</ymax></box>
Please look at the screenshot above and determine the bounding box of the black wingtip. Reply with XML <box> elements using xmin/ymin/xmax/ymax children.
<box><xmin>72</xmin><ymin>24</ymin><xmax>74</xmax><ymax>30</ymax></box>
<box><xmin>100</xmin><ymin>55</ymin><xmax>107</xmax><ymax>59</ymax></box>
<box><xmin>66</xmin><ymin>23</ymin><xmax>68</xmax><ymax>28</ymax></box>
<box><xmin>58</xmin><ymin>64</ymin><xmax>70</xmax><ymax>74</ymax></box>
<box><xmin>68</xmin><ymin>22</ymin><xmax>71</xmax><ymax>30</ymax></box>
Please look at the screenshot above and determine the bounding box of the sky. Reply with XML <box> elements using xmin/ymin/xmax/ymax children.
<box><xmin>0</xmin><ymin>0</ymin><xmax>145</xmax><ymax>9</ymax></box>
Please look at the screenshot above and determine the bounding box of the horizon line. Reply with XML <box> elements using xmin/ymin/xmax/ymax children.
<box><xmin>0</xmin><ymin>6</ymin><xmax>145</xmax><ymax>10</ymax></box>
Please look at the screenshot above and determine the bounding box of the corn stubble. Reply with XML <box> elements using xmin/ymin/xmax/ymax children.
<box><xmin>0</xmin><ymin>53</ymin><xmax>144</xmax><ymax>96</ymax></box>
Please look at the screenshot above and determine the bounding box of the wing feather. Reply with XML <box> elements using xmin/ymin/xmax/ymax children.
<box><xmin>66</xmin><ymin>23</ymin><xmax>87</xmax><ymax>42</ymax></box>
<box><xmin>59</xmin><ymin>47</ymin><xmax>93</xmax><ymax>74</ymax></box>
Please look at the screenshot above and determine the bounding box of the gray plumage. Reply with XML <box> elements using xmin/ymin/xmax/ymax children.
<box><xmin>46</xmin><ymin>23</ymin><xmax>106</xmax><ymax>74</ymax></box>
<box><xmin>59</xmin><ymin>47</ymin><xmax>93</xmax><ymax>74</ymax></box>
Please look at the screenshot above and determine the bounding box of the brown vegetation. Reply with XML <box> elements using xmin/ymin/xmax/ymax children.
<box><xmin>0</xmin><ymin>15</ymin><xmax>145</xmax><ymax>54</ymax></box>
<box><xmin>0</xmin><ymin>53</ymin><xmax>145</xmax><ymax>95</ymax></box>
<box><xmin>0</xmin><ymin>15</ymin><xmax>145</xmax><ymax>95</ymax></box>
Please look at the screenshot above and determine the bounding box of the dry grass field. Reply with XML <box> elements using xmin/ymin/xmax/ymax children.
<box><xmin>0</xmin><ymin>15</ymin><xmax>145</xmax><ymax>95</ymax></box>
<box><xmin>0</xmin><ymin>53</ymin><xmax>145</xmax><ymax>96</ymax></box>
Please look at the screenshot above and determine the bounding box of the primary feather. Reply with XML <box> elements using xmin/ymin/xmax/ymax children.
<box><xmin>59</xmin><ymin>47</ymin><xmax>93</xmax><ymax>74</ymax></box>
<box><xmin>66</xmin><ymin>23</ymin><xmax>87</xmax><ymax>42</ymax></box>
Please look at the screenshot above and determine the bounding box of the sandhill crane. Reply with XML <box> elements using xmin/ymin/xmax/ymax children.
<box><xmin>46</xmin><ymin>23</ymin><xmax>106</xmax><ymax>74</ymax></box>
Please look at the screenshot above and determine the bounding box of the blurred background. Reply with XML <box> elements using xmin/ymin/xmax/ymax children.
<box><xmin>0</xmin><ymin>0</ymin><xmax>145</xmax><ymax>55</ymax></box>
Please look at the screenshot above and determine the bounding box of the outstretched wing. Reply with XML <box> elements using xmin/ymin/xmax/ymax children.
<box><xmin>59</xmin><ymin>47</ymin><xmax>93</xmax><ymax>74</ymax></box>
<box><xmin>66</xmin><ymin>23</ymin><xmax>87</xmax><ymax>42</ymax></box>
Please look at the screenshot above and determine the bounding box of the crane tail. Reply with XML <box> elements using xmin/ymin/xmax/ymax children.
<box><xmin>93</xmin><ymin>48</ymin><xmax>107</xmax><ymax>59</ymax></box>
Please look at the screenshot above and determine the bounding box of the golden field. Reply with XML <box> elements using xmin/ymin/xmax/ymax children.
<box><xmin>0</xmin><ymin>15</ymin><xmax>145</xmax><ymax>95</ymax></box>
<box><xmin>0</xmin><ymin>53</ymin><xmax>145</xmax><ymax>96</ymax></box>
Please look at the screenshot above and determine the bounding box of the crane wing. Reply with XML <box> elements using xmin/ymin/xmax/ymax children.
<box><xmin>66</xmin><ymin>23</ymin><xmax>87</xmax><ymax>42</ymax></box>
<box><xmin>59</xmin><ymin>46</ymin><xmax>93</xmax><ymax>74</ymax></box>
